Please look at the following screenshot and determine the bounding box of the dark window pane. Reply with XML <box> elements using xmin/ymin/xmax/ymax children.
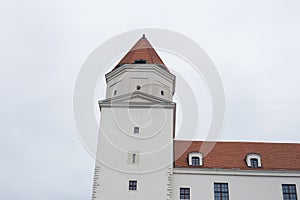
<box><xmin>129</xmin><ymin>180</ymin><xmax>137</xmax><ymax>190</ymax></box>
<box><xmin>282</xmin><ymin>184</ymin><xmax>297</xmax><ymax>200</ymax></box>
<box><xmin>191</xmin><ymin>157</ymin><xmax>200</xmax><ymax>166</ymax></box>
<box><xmin>214</xmin><ymin>183</ymin><xmax>229</xmax><ymax>200</ymax></box>
<box><xmin>134</xmin><ymin>127</ymin><xmax>139</xmax><ymax>134</ymax></box>
<box><xmin>134</xmin><ymin>59</ymin><xmax>147</xmax><ymax>64</ymax></box>
<box><xmin>180</xmin><ymin>188</ymin><xmax>190</xmax><ymax>199</ymax></box>
<box><xmin>290</xmin><ymin>186</ymin><xmax>296</xmax><ymax>193</ymax></box>
<box><xmin>250</xmin><ymin>158</ymin><xmax>259</xmax><ymax>168</ymax></box>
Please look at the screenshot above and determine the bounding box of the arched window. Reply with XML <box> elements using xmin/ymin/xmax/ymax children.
<box><xmin>188</xmin><ymin>152</ymin><xmax>203</xmax><ymax>166</ymax></box>
<box><xmin>245</xmin><ymin>153</ymin><xmax>261</xmax><ymax>168</ymax></box>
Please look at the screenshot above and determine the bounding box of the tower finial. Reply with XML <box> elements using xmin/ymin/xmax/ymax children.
<box><xmin>142</xmin><ymin>33</ymin><xmax>146</xmax><ymax>38</ymax></box>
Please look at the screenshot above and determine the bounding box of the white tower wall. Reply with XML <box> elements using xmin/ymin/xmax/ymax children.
<box><xmin>92</xmin><ymin>63</ymin><xmax>176</xmax><ymax>200</ymax></box>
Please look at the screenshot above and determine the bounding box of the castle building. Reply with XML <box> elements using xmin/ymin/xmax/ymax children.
<box><xmin>92</xmin><ymin>35</ymin><xmax>300</xmax><ymax>200</ymax></box>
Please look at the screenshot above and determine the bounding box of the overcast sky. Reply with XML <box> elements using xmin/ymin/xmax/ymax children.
<box><xmin>1</xmin><ymin>0</ymin><xmax>300</xmax><ymax>199</ymax></box>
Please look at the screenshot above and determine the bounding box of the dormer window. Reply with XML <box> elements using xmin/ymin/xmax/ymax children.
<box><xmin>188</xmin><ymin>152</ymin><xmax>203</xmax><ymax>166</ymax></box>
<box><xmin>134</xmin><ymin>59</ymin><xmax>147</xmax><ymax>64</ymax></box>
<box><xmin>246</xmin><ymin>153</ymin><xmax>261</xmax><ymax>168</ymax></box>
<box><xmin>250</xmin><ymin>158</ymin><xmax>258</xmax><ymax>168</ymax></box>
<box><xmin>191</xmin><ymin>157</ymin><xmax>200</xmax><ymax>166</ymax></box>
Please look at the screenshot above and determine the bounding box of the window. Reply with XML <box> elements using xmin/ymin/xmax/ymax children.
<box><xmin>132</xmin><ymin>153</ymin><xmax>136</xmax><ymax>164</ymax></box>
<box><xmin>134</xmin><ymin>127</ymin><xmax>139</xmax><ymax>134</ymax></box>
<box><xmin>282</xmin><ymin>184</ymin><xmax>297</xmax><ymax>200</ymax></box>
<box><xmin>191</xmin><ymin>157</ymin><xmax>200</xmax><ymax>166</ymax></box>
<box><xmin>136</xmin><ymin>85</ymin><xmax>141</xmax><ymax>90</ymax></box>
<box><xmin>188</xmin><ymin>152</ymin><xmax>203</xmax><ymax>166</ymax></box>
<box><xmin>250</xmin><ymin>158</ymin><xmax>258</xmax><ymax>168</ymax></box>
<box><xmin>161</xmin><ymin>90</ymin><xmax>164</xmax><ymax>96</ymax></box>
<box><xmin>180</xmin><ymin>187</ymin><xmax>190</xmax><ymax>199</ymax></box>
<box><xmin>127</xmin><ymin>151</ymin><xmax>139</xmax><ymax>165</ymax></box>
<box><xmin>214</xmin><ymin>183</ymin><xmax>229</xmax><ymax>200</ymax></box>
<box><xmin>245</xmin><ymin>153</ymin><xmax>261</xmax><ymax>168</ymax></box>
<box><xmin>113</xmin><ymin>90</ymin><xmax>117</xmax><ymax>95</ymax></box>
<box><xmin>134</xmin><ymin>59</ymin><xmax>147</xmax><ymax>64</ymax></box>
<box><xmin>129</xmin><ymin>180</ymin><xmax>137</xmax><ymax>190</ymax></box>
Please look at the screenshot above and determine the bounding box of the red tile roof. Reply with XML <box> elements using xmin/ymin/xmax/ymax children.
<box><xmin>174</xmin><ymin>140</ymin><xmax>300</xmax><ymax>171</ymax></box>
<box><xmin>114</xmin><ymin>35</ymin><xmax>169</xmax><ymax>71</ymax></box>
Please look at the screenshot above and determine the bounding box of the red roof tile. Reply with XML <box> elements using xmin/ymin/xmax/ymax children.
<box><xmin>174</xmin><ymin>140</ymin><xmax>300</xmax><ymax>171</ymax></box>
<box><xmin>114</xmin><ymin>35</ymin><xmax>169</xmax><ymax>71</ymax></box>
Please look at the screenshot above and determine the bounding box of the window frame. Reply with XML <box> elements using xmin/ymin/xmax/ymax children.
<box><xmin>250</xmin><ymin>158</ymin><xmax>259</xmax><ymax>168</ymax></box>
<box><xmin>180</xmin><ymin>187</ymin><xmax>190</xmax><ymax>199</ymax></box>
<box><xmin>191</xmin><ymin>156</ymin><xmax>200</xmax><ymax>166</ymax></box>
<box><xmin>282</xmin><ymin>184</ymin><xmax>298</xmax><ymax>200</ymax></box>
<box><xmin>188</xmin><ymin>152</ymin><xmax>203</xmax><ymax>166</ymax></box>
<box><xmin>127</xmin><ymin>151</ymin><xmax>139</xmax><ymax>165</ymax></box>
<box><xmin>245</xmin><ymin>153</ymin><xmax>262</xmax><ymax>168</ymax></box>
<box><xmin>129</xmin><ymin>180</ymin><xmax>137</xmax><ymax>191</ymax></box>
<box><xmin>132</xmin><ymin>153</ymin><xmax>136</xmax><ymax>164</ymax></box>
<box><xmin>214</xmin><ymin>182</ymin><xmax>229</xmax><ymax>200</ymax></box>
<box><xmin>134</xmin><ymin>127</ymin><xmax>139</xmax><ymax>134</ymax></box>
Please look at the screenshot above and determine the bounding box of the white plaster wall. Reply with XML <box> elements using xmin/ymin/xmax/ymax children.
<box><xmin>172</xmin><ymin>170</ymin><xmax>300</xmax><ymax>200</ymax></box>
<box><xmin>106</xmin><ymin>64</ymin><xmax>175</xmax><ymax>100</ymax></box>
<box><xmin>94</xmin><ymin>106</ymin><xmax>175</xmax><ymax>200</ymax></box>
<box><xmin>95</xmin><ymin>164</ymin><xmax>172</xmax><ymax>200</ymax></box>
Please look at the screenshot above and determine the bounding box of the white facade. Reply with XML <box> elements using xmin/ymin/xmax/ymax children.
<box><xmin>91</xmin><ymin>36</ymin><xmax>300</xmax><ymax>200</ymax></box>
<box><xmin>92</xmin><ymin>63</ymin><xmax>176</xmax><ymax>200</ymax></box>
<box><xmin>172</xmin><ymin>169</ymin><xmax>300</xmax><ymax>200</ymax></box>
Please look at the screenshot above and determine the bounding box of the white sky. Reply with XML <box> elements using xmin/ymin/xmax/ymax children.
<box><xmin>1</xmin><ymin>0</ymin><xmax>300</xmax><ymax>199</ymax></box>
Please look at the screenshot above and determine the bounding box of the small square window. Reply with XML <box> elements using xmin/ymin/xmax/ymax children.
<box><xmin>134</xmin><ymin>127</ymin><xmax>139</xmax><ymax>134</ymax></box>
<box><xmin>129</xmin><ymin>180</ymin><xmax>137</xmax><ymax>190</ymax></box>
<box><xmin>180</xmin><ymin>187</ymin><xmax>190</xmax><ymax>199</ymax></box>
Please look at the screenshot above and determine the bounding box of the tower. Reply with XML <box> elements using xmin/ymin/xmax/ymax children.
<box><xmin>92</xmin><ymin>35</ymin><xmax>176</xmax><ymax>200</ymax></box>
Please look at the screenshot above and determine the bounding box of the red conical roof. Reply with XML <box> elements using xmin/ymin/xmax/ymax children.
<box><xmin>114</xmin><ymin>35</ymin><xmax>169</xmax><ymax>71</ymax></box>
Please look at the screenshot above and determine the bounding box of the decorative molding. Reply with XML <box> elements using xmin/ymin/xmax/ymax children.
<box><xmin>106</xmin><ymin>64</ymin><xmax>175</xmax><ymax>85</ymax></box>
<box><xmin>99</xmin><ymin>91</ymin><xmax>176</xmax><ymax>109</ymax></box>
<box><xmin>166</xmin><ymin>167</ymin><xmax>173</xmax><ymax>200</ymax></box>
<box><xmin>173</xmin><ymin>168</ymin><xmax>300</xmax><ymax>177</ymax></box>
<box><xmin>91</xmin><ymin>165</ymin><xmax>100</xmax><ymax>200</ymax></box>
